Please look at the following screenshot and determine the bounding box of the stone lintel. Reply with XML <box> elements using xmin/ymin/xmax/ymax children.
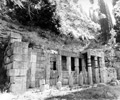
<box><xmin>59</xmin><ymin>50</ymin><xmax>80</xmax><ymax>58</ymax></box>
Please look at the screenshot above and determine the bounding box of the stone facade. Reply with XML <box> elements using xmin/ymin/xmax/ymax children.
<box><xmin>106</xmin><ymin>68</ymin><xmax>117</xmax><ymax>83</ymax></box>
<box><xmin>3</xmin><ymin>33</ymin><xmax>117</xmax><ymax>94</ymax></box>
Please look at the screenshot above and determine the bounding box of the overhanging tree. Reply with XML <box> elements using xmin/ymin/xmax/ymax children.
<box><xmin>1</xmin><ymin>0</ymin><xmax>101</xmax><ymax>40</ymax></box>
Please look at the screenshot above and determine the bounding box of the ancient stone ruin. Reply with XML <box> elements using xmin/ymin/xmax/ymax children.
<box><xmin>2</xmin><ymin>33</ymin><xmax>117</xmax><ymax>94</ymax></box>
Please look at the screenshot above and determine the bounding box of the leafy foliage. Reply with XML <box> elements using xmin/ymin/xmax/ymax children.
<box><xmin>3</xmin><ymin>0</ymin><xmax>60</xmax><ymax>34</ymax></box>
<box><xmin>54</xmin><ymin>0</ymin><xmax>101</xmax><ymax>40</ymax></box>
<box><xmin>114</xmin><ymin>0</ymin><xmax>120</xmax><ymax>42</ymax></box>
<box><xmin>1</xmin><ymin>0</ymin><xmax>101</xmax><ymax>40</ymax></box>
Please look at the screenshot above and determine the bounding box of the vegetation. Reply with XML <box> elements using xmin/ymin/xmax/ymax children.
<box><xmin>0</xmin><ymin>0</ymin><xmax>101</xmax><ymax>41</ymax></box>
<box><xmin>114</xmin><ymin>0</ymin><xmax>120</xmax><ymax>42</ymax></box>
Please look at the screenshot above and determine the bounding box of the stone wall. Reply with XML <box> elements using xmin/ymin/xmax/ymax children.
<box><xmin>106</xmin><ymin>67</ymin><xmax>117</xmax><ymax>83</ymax></box>
<box><xmin>3</xmin><ymin>33</ymin><xmax>117</xmax><ymax>94</ymax></box>
<box><xmin>4</xmin><ymin>41</ymin><xmax>52</xmax><ymax>93</ymax></box>
<box><xmin>4</xmin><ymin>42</ymin><xmax>28</xmax><ymax>94</ymax></box>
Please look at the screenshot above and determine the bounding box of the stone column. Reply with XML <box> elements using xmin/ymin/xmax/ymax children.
<box><xmin>81</xmin><ymin>57</ymin><xmax>87</xmax><ymax>84</ymax></box>
<box><xmin>45</xmin><ymin>54</ymin><xmax>50</xmax><ymax>85</ymax></box>
<box><xmin>75</xmin><ymin>58</ymin><xmax>79</xmax><ymax>84</ymax></box>
<box><xmin>67</xmin><ymin>56</ymin><xmax>73</xmax><ymax>87</ymax></box>
<box><xmin>67</xmin><ymin>56</ymin><xmax>71</xmax><ymax>76</ymax></box>
<box><xmin>87</xmin><ymin>54</ymin><xmax>93</xmax><ymax>85</ymax></box>
<box><xmin>99</xmin><ymin>55</ymin><xmax>106</xmax><ymax>83</ymax></box>
<box><xmin>57</xmin><ymin>55</ymin><xmax>62</xmax><ymax>82</ymax></box>
<box><xmin>30</xmin><ymin>50</ymin><xmax>37</xmax><ymax>88</ymax></box>
<box><xmin>94</xmin><ymin>56</ymin><xmax>99</xmax><ymax>83</ymax></box>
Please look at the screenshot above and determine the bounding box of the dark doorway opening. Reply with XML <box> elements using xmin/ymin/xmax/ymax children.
<box><xmin>79</xmin><ymin>58</ymin><xmax>82</xmax><ymax>72</ymax></box>
<box><xmin>71</xmin><ymin>57</ymin><xmax>75</xmax><ymax>71</ymax></box>
<box><xmin>50</xmin><ymin>61</ymin><xmax>56</xmax><ymax>70</ymax></box>
<box><xmin>83</xmin><ymin>53</ymin><xmax>88</xmax><ymax>71</ymax></box>
<box><xmin>62</xmin><ymin>56</ymin><xmax>67</xmax><ymax>71</ymax></box>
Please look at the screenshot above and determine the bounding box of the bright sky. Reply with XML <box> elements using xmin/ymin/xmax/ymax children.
<box><xmin>104</xmin><ymin>0</ymin><xmax>116</xmax><ymax>25</ymax></box>
<box><xmin>78</xmin><ymin>0</ymin><xmax>116</xmax><ymax>25</ymax></box>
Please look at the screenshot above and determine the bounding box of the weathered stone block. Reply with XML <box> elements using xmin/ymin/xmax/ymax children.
<box><xmin>78</xmin><ymin>72</ymin><xmax>83</xmax><ymax>86</ymax></box>
<box><xmin>10</xmin><ymin>38</ymin><xmax>21</xmax><ymax>43</ymax></box>
<box><xmin>30</xmin><ymin>54</ymin><xmax>37</xmax><ymax>62</ymax></box>
<box><xmin>31</xmin><ymin>62</ymin><xmax>36</xmax><ymax>72</ymax></box>
<box><xmin>22</xmin><ymin>48</ymin><xmax>28</xmax><ymax>54</ymax></box>
<box><xmin>62</xmin><ymin>78</ymin><xmax>69</xmax><ymax>85</ymax></box>
<box><xmin>39</xmin><ymin>62</ymin><xmax>47</xmax><ymax>68</ymax></box>
<box><xmin>13</xmin><ymin>47</ymin><xmax>23</xmax><ymax>54</ymax></box>
<box><xmin>39</xmin><ymin>79</ymin><xmax>45</xmax><ymax>86</ymax></box>
<box><xmin>26</xmin><ymin>68</ymin><xmax>31</xmax><ymax>89</ymax></box>
<box><xmin>7</xmin><ymin>69</ymin><xmax>27</xmax><ymax>76</ymax></box>
<box><xmin>46</xmin><ymin>61</ymin><xmax>50</xmax><ymax>80</ymax></box>
<box><xmin>35</xmin><ymin>70</ymin><xmax>45</xmax><ymax>79</ymax></box>
<box><xmin>37</xmin><ymin>52</ymin><xmax>42</xmax><ymax>57</ymax></box>
<box><xmin>11</xmin><ymin>42</ymin><xmax>20</xmax><ymax>47</ymax></box>
<box><xmin>69</xmin><ymin>74</ymin><xmax>73</xmax><ymax>88</ymax></box>
<box><xmin>30</xmin><ymin>81</ymin><xmax>35</xmax><ymax>88</ymax></box>
<box><xmin>50</xmin><ymin>79</ymin><xmax>57</xmax><ymax>86</ymax></box>
<box><xmin>21</xmin><ymin>42</ymin><xmax>29</xmax><ymax>49</ymax></box>
<box><xmin>73</xmin><ymin>77</ymin><xmax>77</xmax><ymax>84</ymax></box>
<box><xmin>62</xmin><ymin>71</ymin><xmax>69</xmax><ymax>78</ymax></box>
<box><xmin>26</xmin><ymin>79</ymin><xmax>31</xmax><ymax>89</ymax></box>
<box><xmin>11</xmin><ymin>61</ymin><xmax>28</xmax><ymax>69</ymax></box>
<box><xmin>44</xmin><ymin>84</ymin><xmax>49</xmax><ymax>90</ymax></box>
<box><xmin>10</xmin><ymin>83</ymin><xmax>26</xmax><ymax>94</ymax></box>
<box><xmin>11</xmin><ymin>42</ymin><xmax>28</xmax><ymax>49</ymax></box>
<box><xmin>35</xmin><ymin>79</ymin><xmax>40</xmax><ymax>87</ymax></box>
<box><xmin>36</xmin><ymin>64</ymin><xmax>40</xmax><ymax>68</ymax></box>
<box><xmin>22</xmin><ymin>62</ymin><xmax>28</xmax><ymax>69</ymax></box>
<box><xmin>40</xmin><ymin>85</ymin><xmax>45</xmax><ymax>92</ymax></box>
<box><xmin>50</xmin><ymin>71</ymin><xmax>58</xmax><ymax>79</ymax></box>
<box><xmin>10</xmin><ymin>54</ymin><xmax>22</xmax><ymax>61</ymax></box>
<box><xmin>36</xmin><ymin>59</ymin><xmax>40</xmax><ymax>63</ymax></box>
<box><xmin>22</xmin><ymin>55</ymin><xmax>29</xmax><ymax>62</ymax></box>
<box><xmin>40</xmin><ymin>56</ymin><xmax>47</xmax><ymax>61</ymax></box>
<box><xmin>46</xmin><ymin>79</ymin><xmax>50</xmax><ymax>84</ymax></box>
<box><xmin>10</xmin><ymin>76</ymin><xmax>26</xmax><ymax>83</ymax></box>
<box><xmin>10</xmin><ymin>54</ymin><xmax>29</xmax><ymax>62</ymax></box>
<box><xmin>10</xmin><ymin>33</ymin><xmax>22</xmax><ymax>39</ymax></box>
<box><xmin>56</xmin><ymin>81</ymin><xmax>62</xmax><ymax>90</ymax></box>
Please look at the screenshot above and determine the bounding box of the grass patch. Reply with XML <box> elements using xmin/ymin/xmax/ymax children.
<box><xmin>46</xmin><ymin>85</ymin><xmax>119</xmax><ymax>100</ymax></box>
